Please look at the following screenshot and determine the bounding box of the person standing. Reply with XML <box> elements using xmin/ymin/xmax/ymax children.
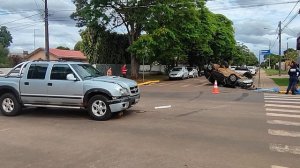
<box><xmin>285</xmin><ymin>61</ymin><xmax>300</xmax><ymax>95</ymax></box>
<box><xmin>106</xmin><ymin>67</ymin><xmax>112</xmax><ymax>76</ymax></box>
<box><xmin>121</xmin><ymin>64</ymin><xmax>127</xmax><ymax>78</ymax></box>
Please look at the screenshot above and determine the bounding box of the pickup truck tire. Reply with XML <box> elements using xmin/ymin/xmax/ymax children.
<box><xmin>0</xmin><ymin>93</ymin><xmax>21</xmax><ymax>116</ymax></box>
<box><xmin>88</xmin><ymin>95</ymin><xmax>112</xmax><ymax>121</ymax></box>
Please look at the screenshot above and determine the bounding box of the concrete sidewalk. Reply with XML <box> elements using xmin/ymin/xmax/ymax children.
<box><xmin>254</xmin><ymin>69</ymin><xmax>288</xmax><ymax>91</ymax></box>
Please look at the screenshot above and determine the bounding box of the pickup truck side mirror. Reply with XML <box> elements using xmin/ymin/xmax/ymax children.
<box><xmin>66</xmin><ymin>74</ymin><xmax>77</xmax><ymax>81</ymax></box>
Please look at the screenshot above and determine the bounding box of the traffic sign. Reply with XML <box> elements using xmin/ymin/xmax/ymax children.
<box><xmin>260</xmin><ymin>50</ymin><xmax>270</xmax><ymax>55</ymax></box>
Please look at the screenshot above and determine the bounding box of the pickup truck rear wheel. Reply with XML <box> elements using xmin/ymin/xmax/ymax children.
<box><xmin>88</xmin><ymin>95</ymin><xmax>112</xmax><ymax>121</ymax></box>
<box><xmin>0</xmin><ymin>93</ymin><xmax>21</xmax><ymax>116</ymax></box>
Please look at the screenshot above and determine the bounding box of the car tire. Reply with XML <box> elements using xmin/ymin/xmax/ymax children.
<box><xmin>0</xmin><ymin>93</ymin><xmax>21</xmax><ymax>116</ymax></box>
<box><xmin>88</xmin><ymin>95</ymin><xmax>112</xmax><ymax>121</ymax></box>
<box><xmin>228</xmin><ymin>74</ymin><xmax>238</xmax><ymax>85</ymax></box>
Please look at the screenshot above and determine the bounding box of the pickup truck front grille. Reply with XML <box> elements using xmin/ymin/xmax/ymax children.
<box><xmin>130</xmin><ymin>86</ymin><xmax>139</xmax><ymax>94</ymax></box>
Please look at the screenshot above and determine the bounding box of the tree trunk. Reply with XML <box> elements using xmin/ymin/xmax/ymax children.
<box><xmin>131</xmin><ymin>54</ymin><xmax>139</xmax><ymax>79</ymax></box>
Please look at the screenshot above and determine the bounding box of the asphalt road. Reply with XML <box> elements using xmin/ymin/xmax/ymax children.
<box><xmin>0</xmin><ymin>76</ymin><xmax>299</xmax><ymax>168</ymax></box>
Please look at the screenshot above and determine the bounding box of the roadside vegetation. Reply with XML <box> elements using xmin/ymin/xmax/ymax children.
<box><xmin>271</xmin><ymin>78</ymin><xmax>289</xmax><ymax>86</ymax></box>
<box><xmin>264</xmin><ymin>69</ymin><xmax>288</xmax><ymax>76</ymax></box>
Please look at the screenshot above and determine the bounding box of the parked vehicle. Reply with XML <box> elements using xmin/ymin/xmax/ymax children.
<box><xmin>234</xmin><ymin>66</ymin><xmax>251</xmax><ymax>75</ymax></box>
<box><xmin>187</xmin><ymin>67</ymin><xmax>199</xmax><ymax>78</ymax></box>
<box><xmin>246</xmin><ymin>66</ymin><xmax>257</xmax><ymax>75</ymax></box>
<box><xmin>230</xmin><ymin>66</ymin><xmax>237</xmax><ymax>71</ymax></box>
<box><xmin>169</xmin><ymin>66</ymin><xmax>189</xmax><ymax>80</ymax></box>
<box><xmin>0</xmin><ymin>61</ymin><xmax>140</xmax><ymax>121</ymax></box>
<box><xmin>204</xmin><ymin>63</ymin><xmax>253</xmax><ymax>89</ymax></box>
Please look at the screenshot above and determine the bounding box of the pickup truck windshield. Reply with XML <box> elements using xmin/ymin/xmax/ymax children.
<box><xmin>71</xmin><ymin>64</ymin><xmax>102</xmax><ymax>80</ymax></box>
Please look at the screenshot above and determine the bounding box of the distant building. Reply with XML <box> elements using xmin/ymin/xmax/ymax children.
<box><xmin>25</xmin><ymin>48</ymin><xmax>87</xmax><ymax>62</ymax></box>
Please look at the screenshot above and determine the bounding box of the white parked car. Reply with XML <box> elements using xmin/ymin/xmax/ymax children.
<box><xmin>169</xmin><ymin>67</ymin><xmax>189</xmax><ymax>80</ymax></box>
<box><xmin>187</xmin><ymin>67</ymin><xmax>199</xmax><ymax>78</ymax></box>
<box><xmin>246</xmin><ymin>66</ymin><xmax>257</xmax><ymax>75</ymax></box>
<box><xmin>234</xmin><ymin>67</ymin><xmax>251</xmax><ymax>75</ymax></box>
<box><xmin>230</xmin><ymin>66</ymin><xmax>237</xmax><ymax>71</ymax></box>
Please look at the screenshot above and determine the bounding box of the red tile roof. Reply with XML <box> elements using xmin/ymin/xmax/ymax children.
<box><xmin>49</xmin><ymin>48</ymin><xmax>86</xmax><ymax>60</ymax></box>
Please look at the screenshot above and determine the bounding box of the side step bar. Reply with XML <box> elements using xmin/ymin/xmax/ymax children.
<box><xmin>24</xmin><ymin>104</ymin><xmax>81</xmax><ymax>109</ymax></box>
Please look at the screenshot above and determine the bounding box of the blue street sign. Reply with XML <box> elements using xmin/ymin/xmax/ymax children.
<box><xmin>260</xmin><ymin>50</ymin><xmax>270</xmax><ymax>55</ymax></box>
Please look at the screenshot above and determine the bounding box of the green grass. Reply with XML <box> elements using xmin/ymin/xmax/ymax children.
<box><xmin>264</xmin><ymin>69</ymin><xmax>288</xmax><ymax>76</ymax></box>
<box><xmin>271</xmin><ymin>78</ymin><xmax>289</xmax><ymax>86</ymax></box>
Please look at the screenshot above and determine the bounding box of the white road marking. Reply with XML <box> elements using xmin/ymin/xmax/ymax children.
<box><xmin>266</xmin><ymin>108</ymin><xmax>300</xmax><ymax>114</ymax></box>
<box><xmin>267</xmin><ymin>113</ymin><xmax>300</xmax><ymax>119</ymax></box>
<box><xmin>271</xmin><ymin>165</ymin><xmax>289</xmax><ymax>168</ymax></box>
<box><xmin>264</xmin><ymin>97</ymin><xmax>300</xmax><ymax>101</ymax></box>
<box><xmin>155</xmin><ymin>105</ymin><xmax>172</xmax><ymax>109</ymax></box>
<box><xmin>268</xmin><ymin>129</ymin><xmax>300</xmax><ymax>137</ymax></box>
<box><xmin>269</xmin><ymin>143</ymin><xmax>300</xmax><ymax>155</ymax></box>
<box><xmin>181</xmin><ymin>84</ymin><xmax>190</xmax><ymax>88</ymax></box>
<box><xmin>0</xmin><ymin>128</ymin><xmax>10</xmax><ymax>132</ymax></box>
<box><xmin>267</xmin><ymin>120</ymin><xmax>300</xmax><ymax>126</ymax></box>
<box><xmin>265</xmin><ymin>100</ymin><xmax>300</xmax><ymax>104</ymax></box>
<box><xmin>264</xmin><ymin>94</ymin><xmax>300</xmax><ymax>98</ymax></box>
<box><xmin>265</xmin><ymin>104</ymin><xmax>300</xmax><ymax>109</ymax></box>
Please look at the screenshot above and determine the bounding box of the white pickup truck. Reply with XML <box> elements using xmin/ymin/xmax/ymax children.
<box><xmin>0</xmin><ymin>61</ymin><xmax>140</xmax><ymax>120</ymax></box>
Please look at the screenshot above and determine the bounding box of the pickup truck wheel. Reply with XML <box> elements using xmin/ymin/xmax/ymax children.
<box><xmin>88</xmin><ymin>95</ymin><xmax>112</xmax><ymax>121</ymax></box>
<box><xmin>0</xmin><ymin>93</ymin><xmax>21</xmax><ymax>116</ymax></box>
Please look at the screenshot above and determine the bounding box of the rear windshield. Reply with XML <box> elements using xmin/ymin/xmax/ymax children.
<box><xmin>235</xmin><ymin>67</ymin><xmax>248</xmax><ymax>71</ymax></box>
<box><xmin>172</xmin><ymin>68</ymin><xmax>182</xmax><ymax>71</ymax></box>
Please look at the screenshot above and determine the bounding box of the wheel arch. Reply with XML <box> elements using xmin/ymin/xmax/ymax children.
<box><xmin>0</xmin><ymin>86</ymin><xmax>21</xmax><ymax>103</ymax></box>
<box><xmin>83</xmin><ymin>89</ymin><xmax>112</xmax><ymax>107</ymax></box>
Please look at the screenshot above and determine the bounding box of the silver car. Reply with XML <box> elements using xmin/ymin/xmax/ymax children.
<box><xmin>169</xmin><ymin>67</ymin><xmax>189</xmax><ymax>80</ymax></box>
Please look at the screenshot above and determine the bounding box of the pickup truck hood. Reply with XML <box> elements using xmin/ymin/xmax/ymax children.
<box><xmin>91</xmin><ymin>76</ymin><xmax>137</xmax><ymax>88</ymax></box>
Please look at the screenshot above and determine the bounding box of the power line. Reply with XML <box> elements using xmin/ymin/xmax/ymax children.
<box><xmin>209</xmin><ymin>1</ymin><xmax>299</xmax><ymax>11</ymax></box>
<box><xmin>0</xmin><ymin>13</ymin><xmax>40</xmax><ymax>26</ymax></box>
<box><xmin>282</xmin><ymin>0</ymin><xmax>300</xmax><ymax>23</ymax></box>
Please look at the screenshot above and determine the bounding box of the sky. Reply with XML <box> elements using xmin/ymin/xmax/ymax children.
<box><xmin>0</xmin><ymin>0</ymin><xmax>300</xmax><ymax>59</ymax></box>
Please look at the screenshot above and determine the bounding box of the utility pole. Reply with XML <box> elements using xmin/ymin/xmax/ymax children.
<box><xmin>45</xmin><ymin>0</ymin><xmax>49</xmax><ymax>60</ymax></box>
<box><xmin>278</xmin><ymin>21</ymin><xmax>282</xmax><ymax>76</ymax></box>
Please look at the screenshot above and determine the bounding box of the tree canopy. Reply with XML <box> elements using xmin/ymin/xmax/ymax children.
<box><xmin>0</xmin><ymin>26</ymin><xmax>13</xmax><ymax>48</ymax></box>
<box><xmin>56</xmin><ymin>46</ymin><xmax>70</xmax><ymax>50</ymax></box>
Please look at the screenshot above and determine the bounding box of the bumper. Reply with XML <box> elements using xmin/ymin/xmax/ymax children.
<box><xmin>129</xmin><ymin>94</ymin><xmax>140</xmax><ymax>106</ymax></box>
<box><xmin>108</xmin><ymin>94</ymin><xmax>140</xmax><ymax>112</ymax></box>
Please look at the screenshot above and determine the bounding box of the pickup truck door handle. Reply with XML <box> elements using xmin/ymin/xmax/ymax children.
<box><xmin>47</xmin><ymin>83</ymin><xmax>52</xmax><ymax>86</ymax></box>
<box><xmin>24</xmin><ymin>82</ymin><xmax>29</xmax><ymax>85</ymax></box>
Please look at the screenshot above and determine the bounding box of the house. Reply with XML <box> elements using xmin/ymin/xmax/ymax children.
<box><xmin>26</xmin><ymin>48</ymin><xmax>87</xmax><ymax>62</ymax></box>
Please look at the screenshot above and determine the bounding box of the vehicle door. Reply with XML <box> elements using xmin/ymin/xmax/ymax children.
<box><xmin>19</xmin><ymin>63</ymin><xmax>49</xmax><ymax>104</ymax></box>
<box><xmin>47</xmin><ymin>64</ymin><xmax>83</xmax><ymax>106</ymax></box>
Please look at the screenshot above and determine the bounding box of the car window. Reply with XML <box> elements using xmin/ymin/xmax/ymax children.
<box><xmin>71</xmin><ymin>64</ymin><xmax>102</xmax><ymax>80</ymax></box>
<box><xmin>235</xmin><ymin>67</ymin><xmax>248</xmax><ymax>71</ymax></box>
<box><xmin>50</xmin><ymin>64</ymin><xmax>74</xmax><ymax>80</ymax></box>
<box><xmin>187</xmin><ymin>67</ymin><xmax>193</xmax><ymax>71</ymax></box>
<box><xmin>172</xmin><ymin>68</ymin><xmax>182</xmax><ymax>71</ymax></box>
<box><xmin>27</xmin><ymin>64</ymin><xmax>48</xmax><ymax>79</ymax></box>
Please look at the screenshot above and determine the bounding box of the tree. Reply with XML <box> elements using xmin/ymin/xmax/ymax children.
<box><xmin>284</xmin><ymin>48</ymin><xmax>298</xmax><ymax>62</ymax></box>
<box><xmin>80</xmin><ymin>26</ymin><xmax>130</xmax><ymax>64</ymax></box>
<box><xmin>56</xmin><ymin>46</ymin><xmax>70</xmax><ymax>50</ymax></box>
<box><xmin>209</xmin><ymin>13</ymin><xmax>236</xmax><ymax>63</ymax></box>
<box><xmin>0</xmin><ymin>26</ymin><xmax>13</xmax><ymax>48</ymax></box>
<box><xmin>232</xmin><ymin>43</ymin><xmax>258</xmax><ymax>66</ymax></box>
<box><xmin>72</xmin><ymin>0</ymin><xmax>154</xmax><ymax>78</ymax></box>
<box><xmin>0</xmin><ymin>44</ymin><xmax>9</xmax><ymax>67</ymax></box>
<box><xmin>74</xmin><ymin>41</ymin><xmax>83</xmax><ymax>51</ymax></box>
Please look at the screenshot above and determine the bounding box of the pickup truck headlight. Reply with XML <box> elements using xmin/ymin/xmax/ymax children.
<box><xmin>119</xmin><ymin>88</ymin><xmax>130</xmax><ymax>96</ymax></box>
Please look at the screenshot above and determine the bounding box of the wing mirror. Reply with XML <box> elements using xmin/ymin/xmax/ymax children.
<box><xmin>66</xmin><ymin>74</ymin><xmax>77</xmax><ymax>81</ymax></box>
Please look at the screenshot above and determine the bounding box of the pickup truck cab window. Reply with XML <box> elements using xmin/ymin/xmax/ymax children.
<box><xmin>50</xmin><ymin>64</ymin><xmax>74</xmax><ymax>80</ymax></box>
<box><xmin>27</xmin><ymin>64</ymin><xmax>48</xmax><ymax>79</ymax></box>
<box><xmin>71</xmin><ymin>64</ymin><xmax>102</xmax><ymax>80</ymax></box>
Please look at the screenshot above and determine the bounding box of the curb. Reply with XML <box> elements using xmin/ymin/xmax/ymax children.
<box><xmin>138</xmin><ymin>80</ymin><xmax>160</xmax><ymax>86</ymax></box>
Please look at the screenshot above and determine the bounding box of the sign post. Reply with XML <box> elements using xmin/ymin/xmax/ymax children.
<box><xmin>258</xmin><ymin>50</ymin><xmax>270</xmax><ymax>88</ymax></box>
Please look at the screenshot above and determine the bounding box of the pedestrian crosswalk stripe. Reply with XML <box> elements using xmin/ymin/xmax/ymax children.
<box><xmin>265</xmin><ymin>100</ymin><xmax>300</xmax><ymax>104</ymax></box>
<box><xmin>271</xmin><ymin>165</ymin><xmax>289</xmax><ymax>168</ymax></box>
<box><xmin>269</xmin><ymin>143</ymin><xmax>300</xmax><ymax>155</ymax></box>
<box><xmin>264</xmin><ymin>97</ymin><xmax>300</xmax><ymax>101</ymax></box>
<box><xmin>266</xmin><ymin>108</ymin><xmax>300</xmax><ymax>114</ymax></box>
<box><xmin>267</xmin><ymin>120</ymin><xmax>300</xmax><ymax>126</ymax></box>
<box><xmin>267</xmin><ymin>113</ymin><xmax>300</xmax><ymax>119</ymax></box>
<box><xmin>264</xmin><ymin>94</ymin><xmax>300</xmax><ymax>97</ymax></box>
<box><xmin>265</xmin><ymin>104</ymin><xmax>300</xmax><ymax>109</ymax></box>
<box><xmin>268</xmin><ymin>129</ymin><xmax>300</xmax><ymax>137</ymax></box>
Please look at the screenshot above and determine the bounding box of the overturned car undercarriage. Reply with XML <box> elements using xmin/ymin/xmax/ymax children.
<box><xmin>204</xmin><ymin>64</ymin><xmax>254</xmax><ymax>89</ymax></box>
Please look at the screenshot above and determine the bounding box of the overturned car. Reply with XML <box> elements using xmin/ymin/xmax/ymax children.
<box><xmin>204</xmin><ymin>64</ymin><xmax>254</xmax><ymax>89</ymax></box>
